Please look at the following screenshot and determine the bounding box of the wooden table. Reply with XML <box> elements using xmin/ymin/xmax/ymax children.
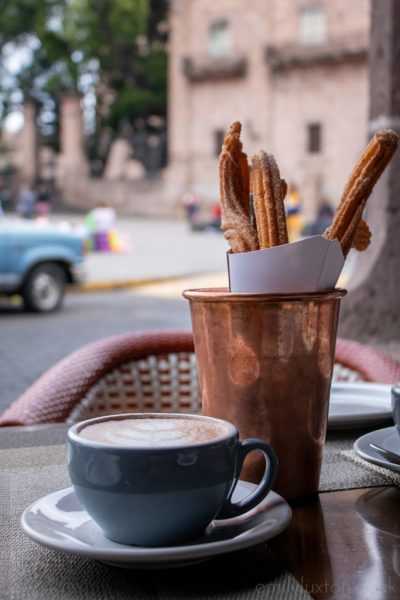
<box><xmin>271</xmin><ymin>486</ymin><xmax>400</xmax><ymax>599</ymax></box>
<box><xmin>2</xmin><ymin>424</ymin><xmax>400</xmax><ymax>600</ymax></box>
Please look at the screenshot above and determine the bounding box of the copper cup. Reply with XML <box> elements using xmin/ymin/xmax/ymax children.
<box><xmin>183</xmin><ymin>287</ymin><xmax>346</xmax><ymax>499</ymax></box>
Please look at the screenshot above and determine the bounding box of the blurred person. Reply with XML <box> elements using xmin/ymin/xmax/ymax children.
<box><xmin>182</xmin><ymin>191</ymin><xmax>200</xmax><ymax>227</ymax></box>
<box><xmin>86</xmin><ymin>202</ymin><xmax>116</xmax><ymax>251</ymax></box>
<box><xmin>312</xmin><ymin>199</ymin><xmax>334</xmax><ymax>235</ymax></box>
<box><xmin>16</xmin><ymin>183</ymin><xmax>37</xmax><ymax>219</ymax></box>
<box><xmin>0</xmin><ymin>178</ymin><xmax>11</xmax><ymax>212</ymax></box>
<box><xmin>211</xmin><ymin>202</ymin><xmax>221</xmax><ymax>227</ymax></box>
<box><xmin>204</xmin><ymin>202</ymin><xmax>222</xmax><ymax>233</ymax></box>
<box><xmin>35</xmin><ymin>183</ymin><xmax>51</xmax><ymax>218</ymax></box>
<box><xmin>285</xmin><ymin>183</ymin><xmax>304</xmax><ymax>241</ymax></box>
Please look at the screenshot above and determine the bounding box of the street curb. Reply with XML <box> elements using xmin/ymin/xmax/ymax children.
<box><xmin>77</xmin><ymin>272</ymin><xmax>219</xmax><ymax>293</ymax></box>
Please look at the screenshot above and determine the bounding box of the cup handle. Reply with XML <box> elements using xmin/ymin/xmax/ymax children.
<box><xmin>216</xmin><ymin>439</ymin><xmax>278</xmax><ymax>519</ymax></box>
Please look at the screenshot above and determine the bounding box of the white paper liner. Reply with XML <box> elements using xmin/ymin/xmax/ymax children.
<box><xmin>227</xmin><ymin>236</ymin><xmax>345</xmax><ymax>294</ymax></box>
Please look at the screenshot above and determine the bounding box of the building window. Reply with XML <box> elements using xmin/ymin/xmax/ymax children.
<box><xmin>299</xmin><ymin>4</ymin><xmax>326</xmax><ymax>46</ymax></box>
<box><xmin>209</xmin><ymin>19</ymin><xmax>232</xmax><ymax>58</ymax></box>
<box><xmin>307</xmin><ymin>123</ymin><xmax>322</xmax><ymax>153</ymax></box>
<box><xmin>214</xmin><ymin>129</ymin><xmax>225</xmax><ymax>157</ymax></box>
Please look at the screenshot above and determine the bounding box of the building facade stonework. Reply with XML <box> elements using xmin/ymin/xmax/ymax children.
<box><xmin>167</xmin><ymin>0</ymin><xmax>370</xmax><ymax>220</ymax></box>
<box><xmin>9</xmin><ymin>0</ymin><xmax>370</xmax><ymax>219</ymax></box>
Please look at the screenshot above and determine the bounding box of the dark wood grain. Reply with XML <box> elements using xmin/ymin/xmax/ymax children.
<box><xmin>270</xmin><ymin>487</ymin><xmax>400</xmax><ymax>599</ymax></box>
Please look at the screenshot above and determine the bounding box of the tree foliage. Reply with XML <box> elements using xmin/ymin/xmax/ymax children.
<box><xmin>0</xmin><ymin>0</ymin><xmax>168</xmax><ymax>154</ymax></box>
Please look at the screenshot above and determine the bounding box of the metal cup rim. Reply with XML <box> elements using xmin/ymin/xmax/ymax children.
<box><xmin>182</xmin><ymin>287</ymin><xmax>347</xmax><ymax>303</ymax></box>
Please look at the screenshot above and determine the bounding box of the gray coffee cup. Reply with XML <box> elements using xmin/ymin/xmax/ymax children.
<box><xmin>392</xmin><ymin>383</ymin><xmax>400</xmax><ymax>436</ymax></box>
<box><xmin>67</xmin><ymin>413</ymin><xmax>278</xmax><ymax>547</ymax></box>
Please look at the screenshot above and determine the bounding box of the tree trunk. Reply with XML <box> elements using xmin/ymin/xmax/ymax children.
<box><xmin>339</xmin><ymin>0</ymin><xmax>400</xmax><ymax>342</ymax></box>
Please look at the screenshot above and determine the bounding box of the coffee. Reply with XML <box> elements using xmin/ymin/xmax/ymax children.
<box><xmin>78</xmin><ymin>416</ymin><xmax>231</xmax><ymax>447</ymax></box>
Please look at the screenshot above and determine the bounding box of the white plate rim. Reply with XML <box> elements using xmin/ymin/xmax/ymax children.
<box><xmin>353</xmin><ymin>426</ymin><xmax>400</xmax><ymax>473</ymax></box>
<box><xmin>21</xmin><ymin>484</ymin><xmax>291</xmax><ymax>565</ymax></box>
<box><xmin>328</xmin><ymin>382</ymin><xmax>392</xmax><ymax>429</ymax></box>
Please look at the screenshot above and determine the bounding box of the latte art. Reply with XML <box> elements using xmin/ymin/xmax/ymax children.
<box><xmin>79</xmin><ymin>417</ymin><xmax>231</xmax><ymax>447</ymax></box>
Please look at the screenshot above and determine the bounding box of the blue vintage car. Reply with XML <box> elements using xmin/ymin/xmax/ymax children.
<box><xmin>0</xmin><ymin>218</ymin><xmax>86</xmax><ymax>312</ymax></box>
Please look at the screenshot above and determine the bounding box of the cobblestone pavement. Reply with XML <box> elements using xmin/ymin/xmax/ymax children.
<box><xmin>0</xmin><ymin>289</ymin><xmax>191</xmax><ymax>414</ymax></box>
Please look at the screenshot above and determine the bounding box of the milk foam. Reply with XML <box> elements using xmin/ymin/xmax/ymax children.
<box><xmin>79</xmin><ymin>417</ymin><xmax>230</xmax><ymax>447</ymax></box>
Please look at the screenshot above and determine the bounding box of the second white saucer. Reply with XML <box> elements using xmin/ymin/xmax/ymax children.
<box><xmin>354</xmin><ymin>426</ymin><xmax>400</xmax><ymax>473</ymax></box>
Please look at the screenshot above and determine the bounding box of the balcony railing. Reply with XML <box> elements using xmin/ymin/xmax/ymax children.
<box><xmin>183</xmin><ymin>55</ymin><xmax>247</xmax><ymax>82</ymax></box>
<box><xmin>266</xmin><ymin>35</ymin><xmax>368</xmax><ymax>72</ymax></box>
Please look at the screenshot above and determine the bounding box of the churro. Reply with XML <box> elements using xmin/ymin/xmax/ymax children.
<box><xmin>239</xmin><ymin>152</ymin><xmax>251</xmax><ymax>217</ymax></box>
<box><xmin>251</xmin><ymin>151</ymin><xmax>288</xmax><ymax>248</ymax></box>
<box><xmin>219</xmin><ymin>123</ymin><xmax>259</xmax><ymax>253</ymax></box>
<box><xmin>324</xmin><ymin>129</ymin><xmax>398</xmax><ymax>254</ymax></box>
<box><xmin>251</xmin><ymin>153</ymin><xmax>270</xmax><ymax>248</ymax></box>
<box><xmin>219</xmin><ymin>123</ymin><xmax>397</xmax><ymax>258</ymax></box>
<box><xmin>351</xmin><ymin>218</ymin><xmax>371</xmax><ymax>252</ymax></box>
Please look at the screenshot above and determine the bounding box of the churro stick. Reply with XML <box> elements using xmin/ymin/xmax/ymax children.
<box><xmin>222</xmin><ymin>122</ymin><xmax>251</xmax><ymax>219</ymax></box>
<box><xmin>351</xmin><ymin>218</ymin><xmax>371</xmax><ymax>253</ymax></box>
<box><xmin>339</xmin><ymin>204</ymin><xmax>364</xmax><ymax>257</ymax></box>
<box><xmin>239</xmin><ymin>153</ymin><xmax>250</xmax><ymax>217</ymax></box>
<box><xmin>247</xmin><ymin>168</ymin><xmax>286</xmax><ymax>205</ymax></box>
<box><xmin>281</xmin><ymin>179</ymin><xmax>288</xmax><ymax>200</ymax></box>
<box><xmin>222</xmin><ymin>216</ymin><xmax>254</xmax><ymax>253</ymax></box>
<box><xmin>324</xmin><ymin>129</ymin><xmax>398</xmax><ymax>252</ymax></box>
<box><xmin>220</xmin><ymin>123</ymin><xmax>259</xmax><ymax>253</ymax></box>
<box><xmin>220</xmin><ymin>162</ymin><xmax>255</xmax><ymax>252</ymax></box>
<box><xmin>251</xmin><ymin>151</ymin><xmax>288</xmax><ymax>248</ymax></box>
<box><xmin>251</xmin><ymin>153</ymin><xmax>270</xmax><ymax>248</ymax></box>
<box><xmin>261</xmin><ymin>152</ymin><xmax>288</xmax><ymax>246</ymax></box>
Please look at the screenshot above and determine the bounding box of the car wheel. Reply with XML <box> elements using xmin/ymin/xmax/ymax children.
<box><xmin>22</xmin><ymin>263</ymin><xmax>66</xmax><ymax>312</ymax></box>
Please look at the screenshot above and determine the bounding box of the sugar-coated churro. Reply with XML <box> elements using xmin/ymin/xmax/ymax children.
<box><xmin>324</xmin><ymin>129</ymin><xmax>398</xmax><ymax>254</ymax></box>
<box><xmin>251</xmin><ymin>150</ymin><xmax>288</xmax><ymax>248</ymax></box>
<box><xmin>351</xmin><ymin>218</ymin><xmax>371</xmax><ymax>252</ymax></box>
<box><xmin>219</xmin><ymin>123</ymin><xmax>259</xmax><ymax>253</ymax></box>
<box><xmin>339</xmin><ymin>204</ymin><xmax>364</xmax><ymax>257</ymax></box>
<box><xmin>219</xmin><ymin>123</ymin><xmax>397</xmax><ymax>258</ymax></box>
<box><xmin>239</xmin><ymin>152</ymin><xmax>250</xmax><ymax>217</ymax></box>
<box><xmin>251</xmin><ymin>153</ymin><xmax>270</xmax><ymax>248</ymax></box>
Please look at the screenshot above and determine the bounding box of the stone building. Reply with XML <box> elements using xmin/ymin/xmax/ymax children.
<box><xmin>167</xmin><ymin>0</ymin><xmax>370</xmax><ymax>220</ymax></box>
<box><xmin>8</xmin><ymin>0</ymin><xmax>370</xmax><ymax>219</ymax></box>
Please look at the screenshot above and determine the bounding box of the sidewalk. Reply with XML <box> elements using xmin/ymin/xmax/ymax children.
<box><xmin>49</xmin><ymin>214</ymin><xmax>229</xmax><ymax>290</ymax></box>
<box><xmin>50</xmin><ymin>213</ymin><xmax>356</xmax><ymax>293</ymax></box>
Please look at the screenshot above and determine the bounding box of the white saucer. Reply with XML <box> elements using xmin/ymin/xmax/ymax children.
<box><xmin>328</xmin><ymin>382</ymin><xmax>392</xmax><ymax>430</ymax></box>
<box><xmin>21</xmin><ymin>481</ymin><xmax>291</xmax><ymax>569</ymax></box>
<box><xmin>354</xmin><ymin>426</ymin><xmax>400</xmax><ymax>473</ymax></box>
